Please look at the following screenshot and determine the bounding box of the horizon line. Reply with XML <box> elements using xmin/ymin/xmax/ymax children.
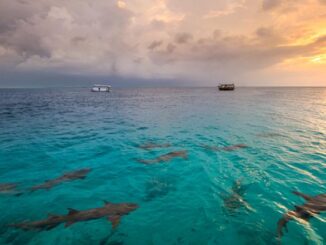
<box><xmin>0</xmin><ymin>85</ymin><xmax>325</xmax><ymax>89</ymax></box>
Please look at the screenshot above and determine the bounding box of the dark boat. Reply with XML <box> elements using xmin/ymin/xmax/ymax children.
<box><xmin>218</xmin><ymin>84</ymin><xmax>235</xmax><ymax>91</ymax></box>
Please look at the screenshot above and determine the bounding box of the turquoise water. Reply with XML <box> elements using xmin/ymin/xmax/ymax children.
<box><xmin>0</xmin><ymin>87</ymin><xmax>325</xmax><ymax>245</ymax></box>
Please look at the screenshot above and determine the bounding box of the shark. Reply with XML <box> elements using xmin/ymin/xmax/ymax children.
<box><xmin>138</xmin><ymin>142</ymin><xmax>171</xmax><ymax>150</ymax></box>
<box><xmin>277</xmin><ymin>191</ymin><xmax>326</xmax><ymax>239</ymax></box>
<box><xmin>144</xmin><ymin>178</ymin><xmax>176</xmax><ymax>201</ymax></box>
<box><xmin>137</xmin><ymin>150</ymin><xmax>188</xmax><ymax>164</ymax></box>
<box><xmin>222</xmin><ymin>144</ymin><xmax>248</xmax><ymax>151</ymax></box>
<box><xmin>11</xmin><ymin>201</ymin><xmax>138</xmax><ymax>231</ymax></box>
<box><xmin>222</xmin><ymin>180</ymin><xmax>253</xmax><ymax>214</ymax></box>
<box><xmin>31</xmin><ymin>168</ymin><xmax>91</xmax><ymax>191</ymax></box>
<box><xmin>0</xmin><ymin>183</ymin><xmax>21</xmax><ymax>195</ymax></box>
<box><xmin>203</xmin><ymin>144</ymin><xmax>248</xmax><ymax>152</ymax></box>
<box><xmin>256</xmin><ymin>132</ymin><xmax>283</xmax><ymax>138</ymax></box>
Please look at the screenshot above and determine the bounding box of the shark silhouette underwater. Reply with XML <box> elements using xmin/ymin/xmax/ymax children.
<box><xmin>144</xmin><ymin>177</ymin><xmax>176</xmax><ymax>201</ymax></box>
<box><xmin>256</xmin><ymin>132</ymin><xmax>284</xmax><ymax>138</ymax></box>
<box><xmin>11</xmin><ymin>201</ymin><xmax>138</xmax><ymax>231</ymax></box>
<box><xmin>30</xmin><ymin>168</ymin><xmax>91</xmax><ymax>191</ymax></box>
<box><xmin>138</xmin><ymin>142</ymin><xmax>171</xmax><ymax>150</ymax></box>
<box><xmin>222</xmin><ymin>180</ymin><xmax>253</xmax><ymax>215</ymax></box>
<box><xmin>0</xmin><ymin>183</ymin><xmax>23</xmax><ymax>196</ymax></box>
<box><xmin>203</xmin><ymin>144</ymin><xmax>248</xmax><ymax>152</ymax></box>
<box><xmin>277</xmin><ymin>191</ymin><xmax>326</xmax><ymax>239</ymax></box>
<box><xmin>137</xmin><ymin>150</ymin><xmax>188</xmax><ymax>164</ymax></box>
<box><xmin>0</xmin><ymin>183</ymin><xmax>17</xmax><ymax>193</ymax></box>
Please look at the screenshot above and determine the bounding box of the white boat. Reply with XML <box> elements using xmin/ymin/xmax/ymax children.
<box><xmin>91</xmin><ymin>84</ymin><xmax>111</xmax><ymax>92</ymax></box>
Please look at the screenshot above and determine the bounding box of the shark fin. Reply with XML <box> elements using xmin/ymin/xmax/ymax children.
<box><xmin>103</xmin><ymin>200</ymin><xmax>112</xmax><ymax>205</ymax></box>
<box><xmin>292</xmin><ymin>191</ymin><xmax>312</xmax><ymax>201</ymax></box>
<box><xmin>65</xmin><ymin>221</ymin><xmax>75</xmax><ymax>228</ymax></box>
<box><xmin>67</xmin><ymin>208</ymin><xmax>78</xmax><ymax>215</ymax></box>
<box><xmin>108</xmin><ymin>215</ymin><xmax>121</xmax><ymax>229</ymax></box>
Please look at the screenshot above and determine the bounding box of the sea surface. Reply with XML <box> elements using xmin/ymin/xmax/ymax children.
<box><xmin>0</xmin><ymin>87</ymin><xmax>325</xmax><ymax>245</ymax></box>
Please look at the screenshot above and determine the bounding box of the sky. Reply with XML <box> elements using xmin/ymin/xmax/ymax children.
<box><xmin>0</xmin><ymin>0</ymin><xmax>325</xmax><ymax>87</ymax></box>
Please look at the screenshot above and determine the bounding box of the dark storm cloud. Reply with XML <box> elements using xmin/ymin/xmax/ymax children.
<box><xmin>174</xmin><ymin>32</ymin><xmax>193</xmax><ymax>44</ymax></box>
<box><xmin>256</xmin><ymin>27</ymin><xmax>273</xmax><ymax>38</ymax></box>
<box><xmin>166</xmin><ymin>43</ymin><xmax>176</xmax><ymax>53</ymax></box>
<box><xmin>255</xmin><ymin>27</ymin><xmax>285</xmax><ymax>44</ymax></box>
<box><xmin>71</xmin><ymin>36</ymin><xmax>87</xmax><ymax>45</ymax></box>
<box><xmin>261</xmin><ymin>0</ymin><xmax>320</xmax><ymax>12</ymax></box>
<box><xmin>0</xmin><ymin>30</ymin><xmax>51</xmax><ymax>58</ymax></box>
<box><xmin>150</xmin><ymin>19</ymin><xmax>166</xmax><ymax>30</ymax></box>
<box><xmin>148</xmin><ymin>40</ymin><xmax>163</xmax><ymax>50</ymax></box>
<box><xmin>262</xmin><ymin>0</ymin><xmax>282</xmax><ymax>10</ymax></box>
<box><xmin>0</xmin><ymin>0</ymin><xmax>133</xmax><ymax>68</ymax></box>
<box><xmin>150</xmin><ymin>32</ymin><xmax>326</xmax><ymax>71</ymax></box>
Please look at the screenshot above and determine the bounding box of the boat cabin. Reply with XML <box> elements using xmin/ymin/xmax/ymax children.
<box><xmin>91</xmin><ymin>84</ymin><xmax>111</xmax><ymax>92</ymax></box>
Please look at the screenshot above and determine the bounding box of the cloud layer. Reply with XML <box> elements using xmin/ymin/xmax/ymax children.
<box><xmin>0</xmin><ymin>0</ymin><xmax>325</xmax><ymax>86</ymax></box>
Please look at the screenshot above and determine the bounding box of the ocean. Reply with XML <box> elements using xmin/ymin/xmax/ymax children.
<box><xmin>0</xmin><ymin>87</ymin><xmax>325</xmax><ymax>245</ymax></box>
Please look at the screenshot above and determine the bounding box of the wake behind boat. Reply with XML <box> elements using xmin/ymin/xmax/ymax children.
<box><xmin>91</xmin><ymin>84</ymin><xmax>111</xmax><ymax>92</ymax></box>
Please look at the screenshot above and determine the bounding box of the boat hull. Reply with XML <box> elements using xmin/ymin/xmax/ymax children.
<box><xmin>218</xmin><ymin>87</ymin><xmax>235</xmax><ymax>91</ymax></box>
<box><xmin>218</xmin><ymin>84</ymin><xmax>235</xmax><ymax>91</ymax></box>
<box><xmin>91</xmin><ymin>88</ymin><xmax>110</xmax><ymax>92</ymax></box>
<box><xmin>91</xmin><ymin>86</ymin><xmax>111</xmax><ymax>92</ymax></box>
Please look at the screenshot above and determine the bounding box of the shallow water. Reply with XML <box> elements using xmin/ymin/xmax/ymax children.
<box><xmin>0</xmin><ymin>87</ymin><xmax>325</xmax><ymax>245</ymax></box>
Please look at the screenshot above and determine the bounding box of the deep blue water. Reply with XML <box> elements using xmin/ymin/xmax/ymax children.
<box><xmin>0</xmin><ymin>87</ymin><xmax>325</xmax><ymax>245</ymax></box>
